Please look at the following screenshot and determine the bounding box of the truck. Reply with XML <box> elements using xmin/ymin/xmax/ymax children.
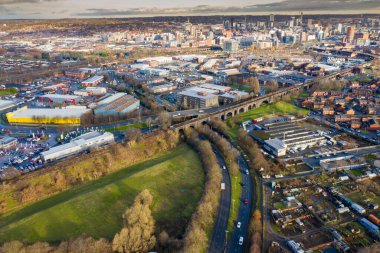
<box><xmin>221</xmin><ymin>183</ymin><xmax>225</xmax><ymax>190</ymax></box>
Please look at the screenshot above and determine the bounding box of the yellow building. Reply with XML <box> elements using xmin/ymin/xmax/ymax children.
<box><xmin>6</xmin><ymin>106</ymin><xmax>91</xmax><ymax>125</ymax></box>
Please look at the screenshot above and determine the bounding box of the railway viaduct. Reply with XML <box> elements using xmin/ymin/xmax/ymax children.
<box><xmin>174</xmin><ymin>66</ymin><xmax>358</xmax><ymax>131</ymax></box>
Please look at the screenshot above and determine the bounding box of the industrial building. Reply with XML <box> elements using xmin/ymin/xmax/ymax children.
<box><xmin>287</xmin><ymin>240</ymin><xmax>304</xmax><ymax>253</ymax></box>
<box><xmin>39</xmin><ymin>94</ymin><xmax>82</xmax><ymax>105</ymax></box>
<box><xmin>41</xmin><ymin>131</ymin><xmax>114</xmax><ymax>162</ymax></box>
<box><xmin>94</xmin><ymin>93</ymin><xmax>140</xmax><ymax>116</ymax></box>
<box><xmin>82</xmin><ymin>75</ymin><xmax>104</xmax><ymax>87</ymax></box>
<box><xmin>0</xmin><ymin>136</ymin><xmax>18</xmax><ymax>149</ymax></box>
<box><xmin>177</xmin><ymin>88</ymin><xmax>219</xmax><ymax>109</ymax></box>
<box><xmin>177</xmin><ymin>83</ymin><xmax>246</xmax><ymax>109</ymax></box>
<box><xmin>6</xmin><ymin>106</ymin><xmax>91</xmax><ymax>125</ymax></box>
<box><xmin>258</xmin><ymin>120</ymin><xmax>327</xmax><ymax>157</ymax></box>
<box><xmin>74</xmin><ymin>87</ymin><xmax>107</xmax><ymax>97</ymax></box>
<box><xmin>0</xmin><ymin>99</ymin><xmax>21</xmax><ymax>112</ymax></box>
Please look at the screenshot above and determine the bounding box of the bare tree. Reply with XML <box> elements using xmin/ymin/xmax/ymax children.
<box><xmin>157</xmin><ymin>111</ymin><xmax>171</xmax><ymax>130</ymax></box>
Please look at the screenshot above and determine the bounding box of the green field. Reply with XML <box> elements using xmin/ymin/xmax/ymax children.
<box><xmin>227</xmin><ymin>101</ymin><xmax>309</xmax><ymax>139</ymax></box>
<box><xmin>105</xmin><ymin>122</ymin><xmax>147</xmax><ymax>132</ymax></box>
<box><xmin>0</xmin><ymin>88</ymin><xmax>18</xmax><ymax>97</ymax></box>
<box><xmin>0</xmin><ymin>144</ymin><xmax>204</xmax><ymax>244</ymax></box>
<box><xmin>228</xmin><ymin>174</ymin><xmax>242</xmax><ymax>237</ymax></box>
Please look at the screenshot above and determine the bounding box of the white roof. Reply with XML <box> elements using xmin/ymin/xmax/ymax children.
<box><xmin>265</xmin><ymin>138</ymin><xmax>287</xmax><ymax>150</ymax></box>
<box><xmin>83</xmin><ymin>75</ymin><xmax>104</xmax><ymax>83</ymax></box>
<box><xmin>41</xmin><ymin>94</ymin><xmax>80</xmax><ymax>100</ymax></box>
<box><xmin>10</xmin><ymin>107</ymin><xmax>90</xmax><ymax>119</ymax></box>
<box><xmin>97</xmin><ymin>93</ymin><xmax>126</xmax><ymax>105</ymax></box>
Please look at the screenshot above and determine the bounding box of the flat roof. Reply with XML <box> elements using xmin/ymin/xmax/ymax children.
<box><xmin>198</xmin><ymin>83</ymin><xmax>231</xmax><ymax>92</ymax></box>
<box><xmin>9</xmin><ymin>107</ymin><xmax>90</xmax><ymax>119</ymax></box>
<box><xmin>41</xmin><ymin>94</ymin><xmax>80</xmax><ymax>99</ymax></box>
<box><xmin>83</xmin><ymin>75</ymin><xmax>104</xmax><ymax>83</ymax></box>
<box><xmin>179</xmin><ymin>89</ymin><xmax>217</xmax><ymax>99</ymax></box>
<box><xmin>265</xmin><ymin>138</ymin><xmax>287</xmax><ymax>150</ymax></box>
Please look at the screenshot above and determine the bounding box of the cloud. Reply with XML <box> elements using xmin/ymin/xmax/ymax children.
<box><xmin>76</xmin><ymin>0</ymin><xmax>380</xmax><ymax>17</ymax></box>
<box><xmin>0</xmin><ymin>0</ymin><xmax>57</xmax><ymax>4</ymax></box>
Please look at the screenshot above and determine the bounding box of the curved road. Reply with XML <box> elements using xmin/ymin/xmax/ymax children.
<box><xmin>228</xmin><ymin>156</ymin><xmax>253</xmax><ymax>253</ymax></box>
<box><xmin>208</xmin><ymin>147</ymin><xmax>231</xmax><ymax>253</ymax></box>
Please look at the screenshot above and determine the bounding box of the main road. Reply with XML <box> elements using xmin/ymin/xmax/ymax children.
<box><xmin>208</xmin><ymin>147</ymin><xmax>231</xmax><ymax>253</ymax></box>
<box><xmin>228</xmin><ymin>156</ymin><xmax>253</xmax><ymax>253</ymax></box>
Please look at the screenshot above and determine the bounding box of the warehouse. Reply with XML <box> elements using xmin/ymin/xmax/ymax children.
<box><xmin>0</xmin><ymin>99</ymin><xmax>20</xmax><ymax>112</ymax></box>
<box><xmin>0</xmin><ymin>136</ymin><xmax>18</xmax><ymax>149</ymax></box>
<box><xmin>94</xmin><ymin>93</ymin><xmax>140</xmax><ymax>116</ymax></box>
<box><xmin>82</xmin><ymin>75</ymin><xmax>104</xmax><ymax>87</ymax></box>
<box><xmin>41</xmin><ymin>131</ymin><xmax>114</xmax><ymax>162</ymax></box>
<box><xmin>39</xmin><ymin>94</ymin><xmax>82</xmax><ymax>105</ymax></box>
<box><xmin>6</xmin><ymin>106</ymin><xmax>91</xmax><ymax>125</ymax></box>
<box><xmin>259</xmin><ymin>121</ymin><xmax>327</xmax><ymax>156</ymax></box>
<box><xmin>74</xmin><ymin>87</ymin><xmax>107</xmax><ymax>97</ymax></box>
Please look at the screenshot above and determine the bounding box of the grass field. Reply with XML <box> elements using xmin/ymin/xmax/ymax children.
<box><xmin>105</xmin><ymin>122</ymin><xmax>147</xmax><ymax>132</ymax></box>
<box><xmin>227</xmin><ymin>101</ymin><xmax>309</xmax><ymax>139</ymax></box>
<box><xmin>227</xmin><ymin>174</ymin><xmax>242</xmax><ymax>237</ymax></box>
<box><xmin>0</xmin><ymin>88</ymin><xmax>17</xmax><ymax>97</ymax></box>
<box><xmin>0</xmin><ymin>144</ymin><xmax>204</xmax><ymax>244</ymax></box>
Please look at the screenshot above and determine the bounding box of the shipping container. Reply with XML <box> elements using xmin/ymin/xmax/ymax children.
<box><xmin>369</xmin><ymin>214</ymin><xmax>380</xmax><ymax>225</ymax></box>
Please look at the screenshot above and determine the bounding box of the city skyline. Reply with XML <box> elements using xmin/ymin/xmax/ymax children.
<box><xmin>0</xmin><ymin>0</ymin><xmax>380</xmax><ymax>19</ymax></box>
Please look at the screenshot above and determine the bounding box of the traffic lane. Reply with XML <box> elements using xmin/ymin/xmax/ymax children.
<box><xmin>229</xmin><ymin>157</ymin><xmax>253</xmax><ymax>253</ymax></box>
<box><xmin>209</xmin><ymin>147</ymin><xmax>231</xmax><ymax>253</ymax></box>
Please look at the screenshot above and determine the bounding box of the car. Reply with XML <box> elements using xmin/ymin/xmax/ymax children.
<box><xmin>239</xmin><ymin>236</ymin><xmax>244</xmax><ymax>245</ymax></box>
<box><xmin>244</xmin><ymin>199</ymin><xmax>248</xmax><ymax>205</ymax></box>
<box><xmin>245</xmin><ymin>170</ymin><xmax>249</xmax><ymax>175</ymax></box>
<box><xmin>237</xmin><ymin>222</ymin><xmax>241</xmax><ymax>228</ymax></box>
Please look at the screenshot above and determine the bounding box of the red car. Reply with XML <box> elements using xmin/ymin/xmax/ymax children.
<box><xmin>244</xmin><ymin>199</ymin><xmax>248</xmax><ymax>205</ymax></box>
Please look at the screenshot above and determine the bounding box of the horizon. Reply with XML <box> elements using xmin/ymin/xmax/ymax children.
<box><xmin>0</xmin><ymin>0</ymin><xmax>380</xmax><ymax>19</ymax></box>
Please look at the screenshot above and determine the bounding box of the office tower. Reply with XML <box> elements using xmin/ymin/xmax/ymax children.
<box><xmin>269</xmin><ymin>14</ymin><xmax>275</xmax><ymax>28</ymax></box>
<box><xmin>346</xmin><ymin>26</ymin><xmax>355</xmax><ymax>43</ymax></box>
<box><xmin>307</xmin><ymin>19</ymin><xmax>313</xmax><ymax>28</ymax></box>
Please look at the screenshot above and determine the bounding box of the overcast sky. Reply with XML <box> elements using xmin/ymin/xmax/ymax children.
<box><xmin>0</xmin><ymin>0</ymin><xmax>379</xmax><ymax>19</ymax></box>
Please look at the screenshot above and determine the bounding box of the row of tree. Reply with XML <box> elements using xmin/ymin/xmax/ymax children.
<box><xmin>1</xmin><ymin>236</ymin><xmax>112</xmax><ymax>253</ymax></box>
<box><xmin>237</xmin><ymin>129</ymin><xmax>270</xmax><ymax>174</ymax></box>
<box><xmin>196</xmin><ymin>124</ymin><xmax>239</xmax><ymax>176</ymax></box>
<box><xmin>182</xmin><ymin>128</ymin><xmax>222</xmax><ymax>253</ymax></box>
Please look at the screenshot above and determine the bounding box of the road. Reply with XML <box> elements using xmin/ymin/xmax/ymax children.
<box><xmin>228</xmin><ymin>156</ymin><xmax>252</xmax><ymax>253</ymax></box>
<box><xmin>208</xmin><ymin>147</ymin><xmax>231</xmax><ymax>253</ymax></box>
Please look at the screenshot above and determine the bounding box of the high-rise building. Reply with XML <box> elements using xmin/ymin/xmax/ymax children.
<box><xmin>307</xmin><ymin>19</ymin><xmax>313</xmax><ymax>28</ymax></box>
<box><xmin>269</xmin><ymin>14</ymin><xmax>275</xmax><ymax>28</ymax></box>
<box><xmin>337</xmin><ymin>23</ymin><xmax>343</xmax><ymax>33</ymax></box>
<box><xmin>346</xmin><ymin>26</ymin><xmax>356</xmax><ymax>43</ymax></box>
<box><xmin>223</xmin><ymin>40</ymin><xmax>239</xmax><ymax>52</ymax></box>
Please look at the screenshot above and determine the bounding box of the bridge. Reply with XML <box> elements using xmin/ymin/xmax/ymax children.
<box><xmin>173</xmin><ymin>59</ymin><xmax>372</xmax><ymax>131</ymax></box>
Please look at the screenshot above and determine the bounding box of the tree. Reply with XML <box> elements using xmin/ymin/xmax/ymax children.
<box><xmin>158</xmin><ymin>231</ymin><xmax>169</xmax><ymax>248</ymax></box>
<box><xmin>112</xmin><ymin>190</ymin><xmax>156</xmax><ymax>253</ymax></box>
<box><xmin>248</xmin><ymin>77</ymin><xmax>261</xmax><ymax>94</ymax></box>
<box><xmin>1</xmin><ymin>241</ymin><xmax>24</xmax><ymax>253</ymax></box>
<box><xmin>265</xmin><ymin>80</ymin><xmax>278</xmax><ymax>93</ymax></box>
<box><xmin>20</xmin><ymin>242</ymin><xmax>52</xmax><ymax>253</ymax></box>
<box><xmin>157</xmin><ymin>111</ymin><xmax>171</xmax><ymax>130</ymax></box>
<box><xmin>125</xmin><ymin>128</ymin><xmax>142</xmax><ymax>142</ymax></box>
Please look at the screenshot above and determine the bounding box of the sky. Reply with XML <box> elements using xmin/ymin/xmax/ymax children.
<box><xmin>0</xmin><ymin>0</ymin><xmax>380</xmax><ymax>19</ymax></box>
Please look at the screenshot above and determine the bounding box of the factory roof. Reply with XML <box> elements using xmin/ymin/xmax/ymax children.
<box><xmin>41</xmin><ymin>94</ymin><xmax>80</xmax><ymax>100</ymax></box>
<box><xmin>0</xmin><ymin>99</ymin><xmax>18</xmax><ymax>111</ymax></box>
<box><xmin>82</xmin><ymin>75</ymin><xmax>104</xmax><ymax>83</ymax></box>
<box><xmin>8</xmin><ymin>106</ymin><xmax>90</xmax><ymax>119</ymax></box>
